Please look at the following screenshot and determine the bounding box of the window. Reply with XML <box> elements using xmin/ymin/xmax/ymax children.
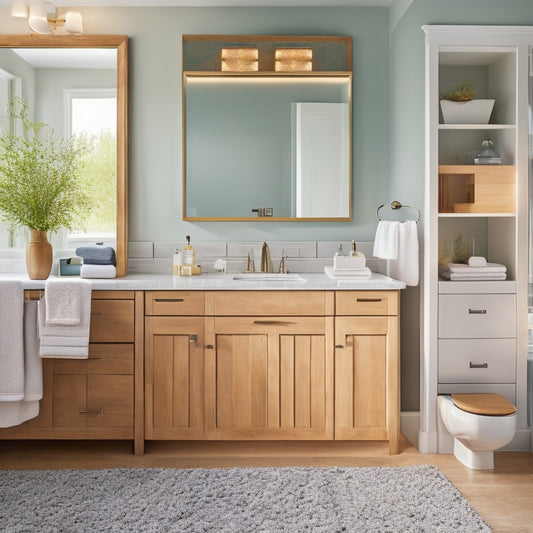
<box><xmin>64</xmin><ymin>88</ymin><xmax>117</xmax><ymax>250</ymax></box>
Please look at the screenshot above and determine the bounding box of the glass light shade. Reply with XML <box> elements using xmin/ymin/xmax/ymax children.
<box><xmin>11</xmin><ymin>0</ymin><xmax>27</xmax><ymax>17</ymax></box>
<box><xmin>64</xmin><ymin>11</ymin><xmax>83</xmax><ymax>34</ymax></box>
<box><xmin>274</xmin><ymin>48</ymin><xmax>313</xmax><ymax>72</ymax></box>
<box><xmin>28</xmin><ymin>1</ymin><xmax>51</xmax><ymax>34</ymax></box>
<box><xmin>221</xmin><ymin>48</ymin><xmax>258</xmax><ymax>72</ymax></box>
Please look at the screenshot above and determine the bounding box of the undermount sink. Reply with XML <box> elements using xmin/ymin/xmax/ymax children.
<box><xmin>232</xmin><ymin>273</ymin><xmax>306</xmax><ymax>282</ymax></box>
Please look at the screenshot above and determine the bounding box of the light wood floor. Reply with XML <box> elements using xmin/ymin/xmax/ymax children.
<box><xmin>1</xmin><ymin>439</ymin><xmax>532</xmax><ymax>533</ymax></box>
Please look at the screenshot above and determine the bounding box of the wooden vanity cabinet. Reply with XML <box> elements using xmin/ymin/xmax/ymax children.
<box><xmin>204</xmin><ymin>292</ymin><xmax>334</xmax><ymax>440</ymax></box>
<box><xmin>0</xmin><ymin>291</ymin><xmax>135</xmax><ymax>439</ymax></box>
<box><xmin>334</xmin><ymin>291</ymin><xmax>400</xmax><ymax>453</ymax></box>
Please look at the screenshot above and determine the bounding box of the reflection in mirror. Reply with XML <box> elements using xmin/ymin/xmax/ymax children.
<box><xmin>184</xmin><ymin>73</ymin><xmax>351</xmax><ymax>220</ymax></box>
<box><xmin>0</xmin><ymin>36</ymin><xmax>128</xmax><ymax>276</ymax></box>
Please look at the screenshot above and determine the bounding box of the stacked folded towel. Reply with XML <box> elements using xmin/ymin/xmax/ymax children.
<box><xmin>439</xmin><ymin>261</ymin><xmax>507</xmax><ymax>281</ymax></box>
<box><xmin>38</xmin><ymin>279</ymin><xmax>92</xmax><ymax>359</ymax></box>
<box><xmin>76</xmin><ymin>244</ymin><xmax>116</xmax><ymax>279</ymax></box>
<box><xmin>324</xmin><ymin>253</ymin><xmax>371</xmax><ymax>280</ymax></box>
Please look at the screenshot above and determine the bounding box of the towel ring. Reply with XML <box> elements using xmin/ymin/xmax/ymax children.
<box><xmin>376</xmin><ymin>201</ymin><xmax>420</xmax><ymax>222</ymax></box>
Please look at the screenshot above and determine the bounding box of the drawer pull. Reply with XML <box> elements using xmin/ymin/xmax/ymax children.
<box><xmin>205</xmin><ymin>345</ymin><xmax>214</xmax><ymax>349</ymax></box>
<box><xmin>189</xmin><ymin>334</ymin><xmax>198</xmax><ymax>348</ymax></box>
<box><xmin>468</xmin><ymin>309</ymin><xmax>487</xmax><ymax>315</ymax></box>
<box><xmin>253</xmin><ymin>320</ymin><xmax>295</xmax><ymax>326</ymax></box>
<box><xmin>78</xmin><ymin>409</ymin><xmax>104</xmax><ymax>415</ymax></box>
<box><xmin>469</xmin><ymin>362</ymin><xmax>488</xmax><ymax>369</ymax></box>
<box><xmin>155</xmin><ymin>298</ymin><xmax>185</xmax><ymax>303</ymax></box>
<box><xmin>356</xmin><ymin>298</ymin><xmax>382</xmax><ymax>303</ymax></box>
<box><xmin>91</xmin><ymin>310</ymin><xmax>103</xmax><ymax>316</ymax></box>
<box><xmin>335</xmin><ymin>344</ymin><xmax>344</xmax><ymax>349</ymax></box>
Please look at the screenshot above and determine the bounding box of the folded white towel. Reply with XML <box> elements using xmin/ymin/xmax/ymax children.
<box><xmin>0</xmin><ymin>402</ymin><xmax>39</xmax><ymax>428</ymax></box>
<box><xmin>39</xmin><ymin>345</ymin><xmax>89</xmax><ymax>358</ymax></box>
<box><xmin>44</xmin><ymin>278</ymin><xmax>91</xmax><ymax>326</ymax></box>
<box><xmin>38</xmin><ymin>281</ymin><xmax>91</xmax><ymax>360</ymax></box>
<box><xmin>389</xmin><ymin>220</ymin><xmax>419</xmax><ymax>287</ymax></box>
<box><xmin>81</xmin><ymin>264</ymin><xmax>116</xmax><ymax>279</ymax></box>
<box><xmin>324</xmin><ymin>266</ymin><xmax>372</xmax><ymax>280</ymax></box>
<box><xmin>373</xmin><ymin>220</ymin><xmax>399</xmax><ymax>260</ymax></box>
<box><xmin>0</xmin><ymin>281</ymin><xmax>24</xmax><ymax>401</ymax></box>
<box><xmin>442</xmin><ymin>262</ymin><xmax>506</xmax><ymax>274</ymax></box>
<box><xmin>440</xmin><ymin>272</ymin><xmax>507</xmax><ymax>281</ymax></box>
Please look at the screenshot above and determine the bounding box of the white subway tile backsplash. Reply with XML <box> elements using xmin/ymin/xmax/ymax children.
<box><xmin>128</xmin><ymin>240</ymin><xmax>385</xmax><ymax>276</ymax></box>
<box><xmin>153</xmin><ymin>242</ymin><xmax>227</xmax><ymax>259</ymax></box>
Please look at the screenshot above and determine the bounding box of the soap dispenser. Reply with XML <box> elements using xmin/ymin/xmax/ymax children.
<box><xmin>183</xmin><ymin>235</ymin><xmax>196</xmax><ymax>266</ymax></box>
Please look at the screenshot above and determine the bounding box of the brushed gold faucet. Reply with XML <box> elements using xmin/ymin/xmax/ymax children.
<box><xmin>260</xmin><ymin>242</ymin><xmax>273</xmax><ymax>272</ymax></box>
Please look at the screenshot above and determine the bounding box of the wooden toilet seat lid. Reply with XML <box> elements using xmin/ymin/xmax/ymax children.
<box><xmin>451</xmin><ymin>393</ymin><xmax>516</xmax><ymax>416</ymax></box>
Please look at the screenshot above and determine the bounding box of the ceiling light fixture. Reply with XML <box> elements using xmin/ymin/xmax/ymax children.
<box><xmin>12</xmin><ymin>0</ymin><xmax>83</xmax><ymax>35</ymax></box>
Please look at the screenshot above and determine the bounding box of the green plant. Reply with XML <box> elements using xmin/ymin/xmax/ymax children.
<box><xmin>441</xmin><ymin>81</ymin><xmax>475</xmax><ymax>102</ymax></box>
<box><xmin>440</xmin><ymin>233</ymin><xmax>473</xmax><ymax>265</ymax></box>
<box><xmin>0</xmin><ymin>97</ymin><xmax>92</xmax><ymax>233</ymax></box>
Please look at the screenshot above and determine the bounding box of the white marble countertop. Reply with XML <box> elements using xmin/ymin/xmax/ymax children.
<box><xmin>0</xmin><ymin>272</ymin><xmax>406</xmax><ymax>291</ymax></box>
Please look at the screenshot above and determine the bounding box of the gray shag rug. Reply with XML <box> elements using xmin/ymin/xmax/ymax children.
<box><xmin>0</xmin><ymin>465</ymin><xmax>491</xmax><ymax>532</ymax></box>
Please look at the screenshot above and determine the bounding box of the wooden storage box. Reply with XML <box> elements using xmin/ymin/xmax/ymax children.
<box><xmin>438</xmin><ymin>165</ymin><xmax>516</xmax><ymax>213</ymax></box>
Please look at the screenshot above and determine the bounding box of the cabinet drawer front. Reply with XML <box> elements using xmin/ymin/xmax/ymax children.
<box><xmin>87</xmin><ymin>375</ymin><xmax>134</xmax><ymax>428</ymax></box>
<box><xmin>145</xmin><ymin>291</ymin><xmax>204</xmax><ymax>315</ymax></box>
<box><xmin>335</xmin><ymin>291</ymin><xmax>398</xmax><ymax>316</ymax></box>
<box><xmin>438</xmin><ymin>339</ymin><xmax>516</xmax><ymax>383</ymax></box>
<box><xmin>214</xmin><ymin>316</ymin><xmax>326</xmax><ymax>335</ymax></box>
<box><xmin>89</xmin><ymin>299</ymin><xmax>134</xmax><ymax>342</ymax></box>
<box><xmin>53</xmin><ymin>344</ymin><xmax>134</xmax><ymax>375</ymax></box>
<box><xmin>438</xmin><ymin>294</ymin><xmax>516</xmax><ymax>338</ymax></box>
<box><xmin>208</xmin><ymin>291</ymin><xmax>327</xmax><ymax>316</ymax></box>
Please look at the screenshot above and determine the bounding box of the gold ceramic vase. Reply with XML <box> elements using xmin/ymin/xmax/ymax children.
<box><xmin>26</xmin><ymin>229</ymin><xmax>53</xmax><ymax>280</ymax></box>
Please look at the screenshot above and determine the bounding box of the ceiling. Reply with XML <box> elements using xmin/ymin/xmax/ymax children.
<box><xmin>0</xmin><ymin>0</ymin><xmax>393</xmax><ymax>6</ymax></box>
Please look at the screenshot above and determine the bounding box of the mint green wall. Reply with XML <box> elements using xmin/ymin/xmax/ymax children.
<box><xmin>0</xmin><ymin>6</ymin><xmax>389</xmax><ymax>243</ymax></box>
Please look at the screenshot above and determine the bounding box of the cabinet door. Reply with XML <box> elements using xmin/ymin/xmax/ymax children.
<box><xmin>334</xmin><ymin>316</ymin><xmax>399</xmax><ymax>453</ymax></box>
<box><xmin>145</xmin><ymin>316</ymin><xmax>205</xmax><ymax>439</ymax></box>
<box><xmin>205</xmin><ymin>316</ymin><xmax>333</xmax><ymax>440</ymax></box>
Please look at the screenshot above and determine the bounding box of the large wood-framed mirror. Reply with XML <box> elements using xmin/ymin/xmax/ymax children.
<box><xmin>182</xmin><ymin>35</ymin><xmax>352</xmax><ymax>221</ymax></box>
<box><xmin>0</xmin><ymin>35</ymin><xmax>128</xmax><ymax>276</ymax></box>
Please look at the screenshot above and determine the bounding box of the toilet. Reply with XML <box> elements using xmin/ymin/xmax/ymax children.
<box><xmin>438</xmin><ymin>393</ymin><xmax>517</xmax><ymax>470</ymax></box>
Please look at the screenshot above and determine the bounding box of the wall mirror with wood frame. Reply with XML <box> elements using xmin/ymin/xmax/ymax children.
<box><xmin>182</xmin><ymin>35</ymin><xmax>352</xmax><ymax>221</ymax></box>
<box><xmin>0</xmin><ymin>35</ymin><xmax>128</xmax><ymax>276</ymax></box>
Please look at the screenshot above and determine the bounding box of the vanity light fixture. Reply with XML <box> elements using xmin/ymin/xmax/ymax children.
<box><xmin>221</xmin><ymin>47</ymin><xmax>259</xmax><ymax>72</ymax></box>
<box><xmin>274</xmin><ymin>48</ymin><xmax>313</xmax><ymax>72</ymax></box>
<box><xmin>11</xmin><ymin>0</ymin><xmax>83</xmax><ymax>35</ymax></box>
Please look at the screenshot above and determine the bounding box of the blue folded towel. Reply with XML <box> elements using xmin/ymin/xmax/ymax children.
<box><xmin>75</xmin><ymin>245</ymin><xmax>116</xmax><ymax>266</ymax></box>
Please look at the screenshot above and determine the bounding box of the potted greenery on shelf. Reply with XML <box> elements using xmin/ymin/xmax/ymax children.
<box><xmin>0</xmin><ymin>98</ymin><xmax>92</xmax><ymax>279</ymax></box>
<box><xmin>440</xmin><ymin>82</ymin><xmax>495</xmax><ymax>124</ymax></box>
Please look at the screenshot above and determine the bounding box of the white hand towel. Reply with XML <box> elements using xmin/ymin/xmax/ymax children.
<box><xmin>0</xmin><ymin>297</ymin><xmax>42</xmax><ymax>428</ymax></box>
<box><xmin>81</xmin><ymin>264</ymin><xmax>116</xmax><ymax>279</ymax></box>
<box><xmin>23</xmin><ymin>300</ymin><xmax>43</xmax><ymax>402</ymax></box>
<box><xmin>373</xmin><ymin>220</ymin><xmax>400</xmax><ymax>260</ymax></box>
<box><xmin>389</xmin><ymin>220</ymin><xmax>419</xmax><ymax>287</ymax></box>
<box><xmin>44</xmin><ymin>278</ymin><xmax>91</xmax><ymax>325</ymax></box>
<box><xmin>38</xmin><ymin>297</ymin><xmax>90</xmax><ymax>339</ymax></box>
<box><xmin>0</xmin><ymin>281</ymin><xmax>24</xmax><ymax>401</ymax></box>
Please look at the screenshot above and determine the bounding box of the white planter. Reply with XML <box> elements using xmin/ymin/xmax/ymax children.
<box><xmin>440</xmin><ymin>99</ymin><xmax>495</xmax><ymax>124</ymax></box>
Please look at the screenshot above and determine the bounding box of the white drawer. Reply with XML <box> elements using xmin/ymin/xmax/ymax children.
<box><xmin>438</xmin><ymin>339</ymin><xmax>516</xmax><ymax>383</ymax></box>
<box><xmin>437</xmin><ymin>383</ymin><xmax>515</xmax><ymax>406</ymax></box>
<box><xmin>439</xmin><ymin>294</ymin><xmax>516</xmax><ymax>338</ymax></box>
